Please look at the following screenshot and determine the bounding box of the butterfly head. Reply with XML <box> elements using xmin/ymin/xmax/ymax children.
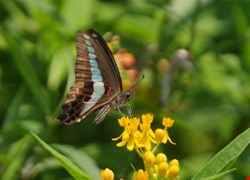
<box><xmin>125</xmin><ymin>91</ymin><xmax>133</xmax><ymax>101</ymax></box>
<box><xmin>115</xmin><ymin>91</ymin><xmax>133</xmax><ymax>109</ymax></box>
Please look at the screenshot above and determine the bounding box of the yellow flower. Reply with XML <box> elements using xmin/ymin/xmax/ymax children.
<box><xmin>111</xmin><ymin>114</ymin><xmax>180</xmax><ymax>179</ymax></box>
<box><xmin>112</xmin><ymin>114</ymin><xmax>177</xmax><ymax>151</ymax></box>
<box><xmin>101</xmin><ymin>168</ymin><xmax>114</xmax><ymax>180</ymax></box>
<box><xmin>161</xmin><ymin>118</ymin><xmax>176</xmax><ymax>145</ymax></box>
<box><xmin>140</xmin><ymin>114</ymin><xmax>156</xmax><ymax>150</ymax></box>
<box><xmin>162</xmin><ymin>117</ymin><xmax>174</xmax><ymax>128</ymax></box>
<box><xmin>112</xmin><ymin>117</ymin><xmax>142</xmax><ymax>151</ymax></box>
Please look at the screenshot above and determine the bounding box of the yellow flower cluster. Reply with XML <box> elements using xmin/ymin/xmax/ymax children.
<box><xmin>133</xmin><ymin>151</ymin><xmax>180</xmax><ymax>179</ymax></box>
<box><xmin>112</xmin><ymin>114</ymin><xmax>175</xmax><ymax>152</ymax></box>
<box><xmin>101</xmin><ymin>114</ymin><xmax>180</xmax><ymax>180</ymax></box>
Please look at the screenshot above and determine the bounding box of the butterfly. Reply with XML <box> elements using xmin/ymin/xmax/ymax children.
<box><xmin>58</xmin><ymin>29</ymin><xmax>133</xmax><ymax>125</ymax></box>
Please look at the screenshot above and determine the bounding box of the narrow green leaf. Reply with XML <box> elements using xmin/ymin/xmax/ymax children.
<box><xmin>53</xmin><ymin>144</ymin><xmax>101</xmax><ymax>180</ymax></box>
<box><xmin>196</xmin><ymin>168</ymin><xmax>236</xmax><ymax>180</ymax></box>
<box><xmin>30</xmin><ymin>131</ymin><xmax>91</xmax><ymax>180</ymax></box>
<box><xmin>192</xmin><ymin>128</ymin><xmax>250</xmax><ymax>179</ymax></box>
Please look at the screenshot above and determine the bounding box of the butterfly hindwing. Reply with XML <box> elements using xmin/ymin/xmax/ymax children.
<box><xmin>58</xmin><ymin>29</ymin><xmax>123</xmax><ymax>124</ymax></box>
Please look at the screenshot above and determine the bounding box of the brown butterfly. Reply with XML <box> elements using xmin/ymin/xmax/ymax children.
<box><xmin>58</xmin><ymin>29</ymin><xmax>133</xmax><ymax>125</ymax></box>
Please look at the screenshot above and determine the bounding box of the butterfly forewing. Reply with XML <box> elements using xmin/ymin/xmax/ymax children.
<box><xmin>80</xmin><ymin>30</ymin><xmax>122</xmax><ymax>90</ymax></box>
<box><xmin>58</xmin><ymin>29</ymin><xmax>123</xmax><ymax>125</ymax></box>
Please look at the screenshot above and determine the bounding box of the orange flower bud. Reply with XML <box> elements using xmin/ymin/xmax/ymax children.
<box><xmin>169</xmin><ymin>159</ymin><xmax>179</xmax><ymax>167</ymax></box>
<box><xmin>101</xmin><ymin>168</ymin><xmax>114</xmax><ymax>180</ymax></box>
<box><xmin>155</xmin><ymin>129</ymin><xmax>165</xmax><ymax>143</ymax></box>
<box><xmin>158</xmin><ymin>162</ymin><xmax>169</xmax><ymax>177</ymax></box>
<box><xmin>168</xmin><ymin>165</ymin><xmax>180</xmax><ymax>179</ymax></box>
<box><xmin>156</xmin><ymin>153</ymin><xmax>167</xmax><ymax>165</ymax></box>
<box><xmin>144</xmin><ymin>151</ymin><xmax>155</xmax><ymax>168</ymax></box>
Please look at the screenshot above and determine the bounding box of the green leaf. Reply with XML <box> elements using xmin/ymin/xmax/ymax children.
<box><xmin>192</xmin><ymin>128</ymin><xmax>250</xmax><ymax>180</ymax></box>
<box><xmin>30</xmin><ymin>131</ymin><xmax>92</xmax><ymax>180</ymax></box>
<box><xmin>195</xmin><ymin>168</ymin><xmax>236</xmax><ymax>180</ymax></box>
<box><xmin>53</xmin><ymin>144</ymin><xmax>101</xmax><ymax>180</ymax></box>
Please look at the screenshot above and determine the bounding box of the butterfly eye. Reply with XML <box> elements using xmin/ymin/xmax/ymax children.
<box><xmin>125</xmin><ymin>92</ymin><xmax>132</xmax><ymax>100</ymax></box>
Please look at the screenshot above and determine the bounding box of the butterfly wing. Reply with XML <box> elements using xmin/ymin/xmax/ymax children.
<box><xmin>58</xmin><ymin>29</ymin><xmax>122</xmax><ymax>125</ymax></box>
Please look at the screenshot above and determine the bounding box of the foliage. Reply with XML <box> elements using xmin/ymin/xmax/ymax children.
<box><xmin>0</xmin><ymin>0</ymin><xmax>250</xmax><ymax>179</ymax></box>
<box><xmin>31</xmin><ymin>131</ymin><xmax>92</xmax><ymax>180</ymax></box>
<box><xmin>30</xmin><ymin>128</ymin><xmax>250</xmax><ymax>179</ymax></box>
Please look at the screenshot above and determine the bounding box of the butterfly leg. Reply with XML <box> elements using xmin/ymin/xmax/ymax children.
<box><xmin>94</xmin><ymin>104</ymin><xmax>111</xmax><ymax>124</ymax></box>
<box><xmin>125</xmin><ymin>105</ymin><xmax>133</xmax><ymax>118</ymax></box>
<box><xmin>117</xmin><ymin>107</ymin><xmax>125</xmax><ymax>117</ymax></box>
<box><xmin>117</xmin><ymin>105</ymin><xmax>133</xmax><ymax>118</ymax></box>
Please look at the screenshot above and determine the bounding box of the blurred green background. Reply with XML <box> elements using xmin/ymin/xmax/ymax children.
<box><xmin>0</xmin><ymin>0</ymin><xmax>250</xmax><ymax>179</ymax></box>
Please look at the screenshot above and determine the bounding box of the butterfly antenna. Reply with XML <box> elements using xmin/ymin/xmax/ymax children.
<box><xmin>129</xmin><ymin>74</ymin><xmax>145</xmax><ymax>91</ymax></box>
